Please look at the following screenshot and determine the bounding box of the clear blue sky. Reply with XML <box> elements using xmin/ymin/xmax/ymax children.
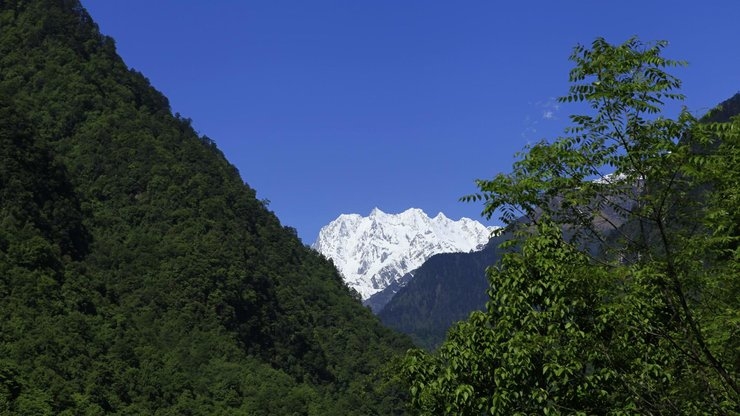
<box><xmin>81</xmin><ymin>1</ymin><xmax>739</xmax><ymax>243</ymax></box>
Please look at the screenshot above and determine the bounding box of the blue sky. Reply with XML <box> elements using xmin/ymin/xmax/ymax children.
<box><xmin>82</xmin><ymin>1</ymin><xmax>739</xmax><ymax>243</ymax></box>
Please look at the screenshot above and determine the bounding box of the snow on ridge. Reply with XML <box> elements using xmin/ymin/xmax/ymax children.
<box><xmin>592</xmin><ymin>172</ymin><xmax>628</xmax><ymax>184</ymax></box>
<box><xmin>312</xmin><ymin>207</ymin><xmax>495</xmax><ymax>299</ymax></box>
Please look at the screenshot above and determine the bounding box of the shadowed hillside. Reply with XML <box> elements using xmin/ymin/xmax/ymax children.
<box><xmin>379</xmin><ymin>234</ymin><xmax>509</xmax><ymax>350</ymax></box>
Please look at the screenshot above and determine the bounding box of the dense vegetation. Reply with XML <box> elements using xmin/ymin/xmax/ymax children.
<box><xmin>0</xmin><ymin>1</ymin><xmax>413</xmax><ymax>414</ymax></box>
<box><xmin>402</xmin><ymin>38</ymin><xmax>740</xmax><ymax>414</ymax></box>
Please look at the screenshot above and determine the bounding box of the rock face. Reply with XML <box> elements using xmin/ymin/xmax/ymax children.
<box><xmin>312</xmin><ymin>207</ymin><xmax>494</xmax><ymax>301</ymax></box>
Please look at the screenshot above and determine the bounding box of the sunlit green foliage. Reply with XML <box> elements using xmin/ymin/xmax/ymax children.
<box><xmin>403</xmin><ymin>37</ymin><xmax>740</xmax><ymax>414</ymax></box>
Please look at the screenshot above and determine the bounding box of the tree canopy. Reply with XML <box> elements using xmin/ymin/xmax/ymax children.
<box><xmin>402</xmin><ymin>37</ymin><xmax>740</xmax><ymax>415</ymax></box>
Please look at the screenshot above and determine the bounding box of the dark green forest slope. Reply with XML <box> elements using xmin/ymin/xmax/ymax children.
<box><xmin>0</xmin><ymin>1</ymin><xmax>412</xmax><ymax>414</ymax></box>
<box><xmin>379</xmin><ymin>234</ymin><xmax>507</xmax><ymax>350</ymax></box>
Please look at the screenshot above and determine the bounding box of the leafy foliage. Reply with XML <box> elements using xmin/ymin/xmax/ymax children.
<box><xmin>1</xmin><ymin>1</ymin><xmax>412</xmax><ymax>414</ymax></box>
<box><xmin>403</xmin><ymin>37</ymin><xmax>740</xmax><ymax>414</ymax></box>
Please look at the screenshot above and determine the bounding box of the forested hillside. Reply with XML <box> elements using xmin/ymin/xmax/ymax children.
<box><xmin>0</xmin><ymin>1</ymin><xmax>412</xmax><ymax>414</ymax></box>
<box><xmin>378</xmin><ymin>234</ymin><xmax>507</xmax><ymax>350</ymax></box>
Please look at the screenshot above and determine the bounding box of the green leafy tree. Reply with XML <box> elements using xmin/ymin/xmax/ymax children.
<box><xmin>403</xmin><ymin>37</ymin><xmax>740</xmax><ymax>415</ymax></box>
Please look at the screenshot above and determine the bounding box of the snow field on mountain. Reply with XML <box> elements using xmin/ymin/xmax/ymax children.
<box><xmin>313</xmin><ymin>207</ymin><xmax>495</xmax><ymax>299</ymax></box>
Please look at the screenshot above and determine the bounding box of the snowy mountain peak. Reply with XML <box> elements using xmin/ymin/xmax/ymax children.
<box><xmin>369</xmin><ymin>207</ymin><xmax>385</xmax><ymax>217</ymax></box>
<box><xmin>312</xmin><ymin>208</ymin><xmax>495</xmax><ymax>300</ymax></box>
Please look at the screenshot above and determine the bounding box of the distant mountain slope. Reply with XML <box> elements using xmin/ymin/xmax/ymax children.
<box><xmin>702</xmin><ymin>92</ymin><xmax>740</xmax><ymax>122</ymax></box>
<box><xmin>364</xmin><ymin>270</ymin><xmax>414</xmax><ymax>313</ymax></box>
<box><xmin>313</xmin><ymin>207</ymin><xmax>492</xmax><ymax>303</ymax></box>
<box><xmin>378</xmin><ymin>233</ymin><xmax>509</xmax><ymax>349</ymax></box>
<box><xmin>0</xmin><ymin>1</ymin><xmax>411</xmax><ymax>414</ymax></box>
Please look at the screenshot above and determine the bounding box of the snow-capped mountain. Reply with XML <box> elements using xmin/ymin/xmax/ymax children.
<box><xmin>312</xmin><ymin>207</ymin><xmax>495</xmax><ymax>300</ymax></box>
